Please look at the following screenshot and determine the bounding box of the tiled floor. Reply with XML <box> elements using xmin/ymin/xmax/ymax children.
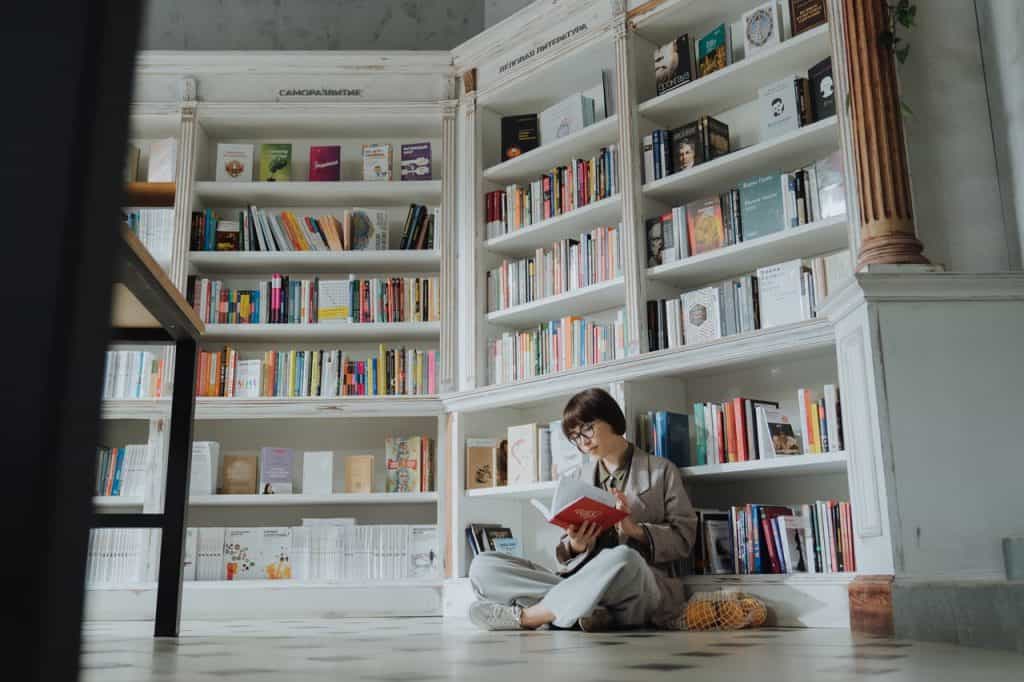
<box><xmin>81</xmin><ymin>618</ymin><xmax>1024</xmax><ymax>681</ymax></box>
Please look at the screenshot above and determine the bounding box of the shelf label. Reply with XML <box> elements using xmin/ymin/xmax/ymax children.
<box><xmin>276</xmin><ymin>87</ymin><xmax>364</xmax><ymax>101</ymax></box>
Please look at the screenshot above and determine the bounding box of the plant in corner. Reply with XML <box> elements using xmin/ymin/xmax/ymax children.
<box><xmin>879</xmin><ymin>0</ymin><xmax>917</xmax><ymax>65</ymax></box>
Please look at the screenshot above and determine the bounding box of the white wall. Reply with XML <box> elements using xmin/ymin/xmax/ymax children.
<box><xmin>898</xmin><ymin>0</ymin><xmax>1010</xmax><ymax>272</ymax></box>
<box><xmin>976</xmin><ymin>0</ymin><xmax>1024</xmax><ymax>270</ymax></box>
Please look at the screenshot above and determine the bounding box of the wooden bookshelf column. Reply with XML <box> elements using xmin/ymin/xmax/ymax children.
<box><xmin>839</xmin><ymin>0</ymin><xmax>930</xmax><ymax>270</ymax></box>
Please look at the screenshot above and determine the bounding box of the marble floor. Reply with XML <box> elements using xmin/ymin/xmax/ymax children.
<box><xmin>81</xmin><ymin>618</ymin><xmax>1024</xmax><ymax>681</ymax></box>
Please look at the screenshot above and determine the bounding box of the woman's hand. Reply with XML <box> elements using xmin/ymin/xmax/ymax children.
<box><xmin>611</xmin><ymin>489</ymin><xmax>646</xmax><ymax>542</ymax></box>
<box><xmin>566</xmin><ymin>521</ymin><xmax>602</xmax><ymax>555</ymax></box>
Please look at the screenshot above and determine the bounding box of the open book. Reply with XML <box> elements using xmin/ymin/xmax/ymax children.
<box><xmin>530</xmin><ymin>477</ymin><xmax>628</xmax><ymax>532</ymax></box>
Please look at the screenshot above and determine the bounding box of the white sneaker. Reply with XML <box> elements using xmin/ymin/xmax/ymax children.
<box><xmin>468</xmin><ymin>600</ymin><xmax>524</xmax><ymax>631</ymax></box>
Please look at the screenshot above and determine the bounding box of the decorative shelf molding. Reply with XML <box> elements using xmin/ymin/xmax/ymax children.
<box><xmin>642</xmin><ymin>118</ymin><xmax>839</xmax><ymax>205</ymax></box>
<box><xmin>189</xmin><ymin>250</ymin><xmax>441</xmax><ymax>275</ymax></box>
<box><xmin>189</xmin><ymin>492</ymin><xmax>438</xmax><ymax>506</ymax></box>
<box><xmin>445</xmin><ymin>319</ymin><xmax>835</xmax><ymax>412</ymax></box>
<box><xmin>681</xmin><ymin>452</ymin><xmax>847</xmax><ymax>481</ymax></box>
<box><xmin>483</xmin><ymin>116</ymin><xmax>620</xmax><ymax>184</ymax></box>
<box><xmin>193</xmin><ymin>396</ymin><xmax>444</xmax><ymax>419</ymax></box>
<box><xmin>193</xmin><ymin>180</ymin><xmax>443</xmax><ymax>207</ymax></box>
<box><xmin>101</xmin><ymin>399</ymin><xmax>171</xmax><ymax>421</ymax></box>
<box><xmin>647</xmin><ymin>216</ymin><xmax>849</xmax><ymax>289</ymax></box>
<box><xmin>465</xmin><ymin>481</ymin><xmax>557</xmax><ymax>500</ymax></box>
<box><xmin>202</xmin><ymin>321</ymin><xmax>441</xmax><ymax>342</ymax></box>
<box><xmin>639</xmin><ymin>26</ymin><xmax>832</xmax><ymax>126</ymax></box>
<box><xmin>485</xmin><ymin>278</ymin><xmax>626</xmax><ymax>327</ymax></box>
<box><xmin>484</xmin><ymin>195</ymin><xmax>623</xmax><ymax>256</ymax></box>
<box><xmin>93</xmin><ymin>496</ymin><xmax>145</xmax><ymax>508</ymax></box>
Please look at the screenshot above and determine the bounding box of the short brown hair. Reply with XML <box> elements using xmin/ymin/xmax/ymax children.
<box><xmin>562</xmin><ymin>388</ymin><xmax>626</xmax><ymax>437</ymax></box>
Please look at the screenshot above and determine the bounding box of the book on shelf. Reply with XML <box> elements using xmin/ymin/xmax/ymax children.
<box><xmin>756</xmin><ymin>259</ymin><xmax>813</xmax><ymax>329</ymax></box>
<box><xmin>756</xmin><ymin>406</ymin><xmax>802</xmax><ymax>456</ymax></box>
<box><xmin>789</xmin><ymin>0</ymin><xmax>828</xmax><ymax>36</ymax></box>
<box><xmin>362</xmin><ymin>143</ymin><xmax>393</xmax><ymax>181</ymax></box>
<box><xmin>221</xmin><ymin>453</ymin><xmax>259</xmax><ymax>494</ymax></box>
<box><xmin>147</xmin><ymin>137</ymin><xmax>177</xmax><ymax>182</ymax></box>
<box><xmin>815</xmin><ymin>150</ymin><xmax>846</xmax><ymax>219</ymax></box>
<box><xmin>487</xmin><ymin>225</ymin><xmax>622</xmax><ymax>312</ymax></box>
<box><xmin>686</xmin><ymin>196</ymin><xmax>727</xmax><ymax>255</ymax></box>
<box><xmin>530</xmin><ymin>477</ymin><xmax>627</xmax><ymax>533</ymax></box>
<box><xmin>466</xmin><ymin>523</ymin><xmax>506</xmax><ymax>557</ymax></box>
<box><xmin>190</xmin><ymin>441</ymin><xmax>221</xmax><ymax>496</ymax></box>
<box><xmin>259</xmin><ymin>447</ymin><xmax>295</xmax><ymax>494</ymax></box>
<box><xmin>400</xmin><ymin>142</ymin><xmax>432</xmax><ymax>181</ymax></box>
<box><xmin>484</xmin><ymin>145</ymin><xmax>619</xmax><ymax>239</ymax></box>
<box><xmin>808</xmin><ymin>57</ymin><xmax>835</xmax><ymax>121</ymax></box>
<box><xmin>697</xmin><ymin>23</ymin><xmax>733</xmax><ymax>78</ymax></box>
<box><xmin>196</xmin><ymin>527</ymin><xmax>226</xmax><ymax>581</ymax></box>
<box><xmin>101</xmin><ymin>350</ymin><xmax>164</xmax><ymax>399</ymax></box>
<box><xmin>797</xmin><ymin>385</ymin><xmax>843</xmax><ymax>454</ymax></box>
<box><xmin>214</xmin><ymin>220</ymin><xmax>240</xmax><ymax>251</ymax></box>
<box><xmin>506</xmin><ymin>423</ymin><xmax>539</xmax><ymax>486</ymax></box>
<box><xmin>409</xmin><ymin>525</ymin><xmax>440</xmax><ymax>578</ymax></box>
<box><xmin>758</xmin><ymin>74</ymin><xmax>812</xmax><ymax>141</ymax></box>
<box><xmin>124</xmin><ymin>143</ymin><xmax>140</xmax><ymax>183</ymax></box>
<box><xmin>385</xmin><ymin>436</ymin><xmax>434</xmax><ymax>493</ymax></box>
<box><xmin>582</xmin><ymin>69</ymin><xmax>616</xmax><ymax>120</ymax></box>
<box><xmin>487</xmin><ymin>310</ymin><xmax>626</xmax><ymax>386</ymax></box>
<box><xmin>465</xmin><ymin>438</ymin><xmax>499</xmax><ymax>490</ymax></box>
<box><xmin>692</xmin><ymin>501</ymin><xmax>854</xmax><ymax>575</ymax></box>
<box><xmin>654</xmin><ymin>33</ymin><xmax>695</xmax><ymax>96</ymax></box>
<box><xmin>549</xmin><ymin>419</ymin><xmax>583</xmax><ymax>478</ymax></box>
<box><xmin>539</xmin><ymin>92</ymin><xmax>595</xmax><ymax>144</ymax></box>
<box><xmin>491</xmin><ymin>536</ymin><xmax>523</xmax><ymax>557</ymax></box>
<box><xmin>500</xmin><ymin>114</ymin><xmax>540</xmax><ymax>161</ymax></box>
<box><xmin>308</xmin><ymin>145</ymin><xmax>342</xmax><ymax>181</ymax></box>
<box><xmin>398</xmin><ymin>203</ymin><xmax>436</xmax><ymax>250</ymax></box>
<box><xmin>183</xmin><ymin>528</ymin><xmax>197</xmax><ymax>581</ymax></box>
<box><xmin>258</xmin><ymin>143</ymin><xmax>292</xmax><ymax>182</ymax></box>
<box><xmin>123</xmin><ymin>208</ymin><xmax>174</xmax><ymax>265</ymax></box>
<box><xmin>345</xmin><ymin>455</ymin><xmax>374</xmax><ymax>493</ymax></box>
<box><xmin>301</xmin><ymin>451</ymin><xmax>334</xmax><ymax>496</ymax></box>
<box><xmin>694</xmin><ymin>398</ymin><xmax>781</xmax><ymax>464</ymax></box>
<box><xmin>643</xmin><ymin>117</ymin><xmax>730</xmax><ymax>183</ymax></box>
<box><xmin>741</xmin><ymin>2</ymin><xmax>785</xmax><ymax>59</ymax></box>
<box><xmin>635</xmin><ymin>411</ymin><xmax>690</xmax><ymax>468</ymax></box>
<box><xmin>85</xmin><ymin>529</ymin><xmax>150</xmax><ymax>586</ymax></box>
<box><xmin>681</xmin><ymin>287</ymin><xmax>722</xmax><ymax>346</ymax></box>
<box><xmin>216</xmin><ymin>143</ymin><xmax>254</xmax><ymax>182</ymax></box>
<box><xmin>538</xmin><ymin>425</ymin><xmax>552</xmax><ymax>484</ymax></box>
<box><xmin>94</xmin><ymin>444</ymin><xmax>150</xmax><ymax>498</ymax></box>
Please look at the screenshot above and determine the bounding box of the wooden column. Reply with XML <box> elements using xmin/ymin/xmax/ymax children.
<box><xmin>840</xmin><ymin>0</ymin><xmax>929</xmax><ymax>269</ymax></box>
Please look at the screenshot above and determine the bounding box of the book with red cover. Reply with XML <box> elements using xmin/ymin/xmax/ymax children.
<box><xmin>309</xmin><ymin>145</ymin><xmax>341</xmax><ymax>181</ymax></box>
<box><xmin>530</xmin><ymin>477</ymin><xmax>627</xmax><ymax>534</ymax></box>
<box><xmin>758</xmin><ymin>506</ymin><xmax>794</xmax><ymax>573</ymax></box>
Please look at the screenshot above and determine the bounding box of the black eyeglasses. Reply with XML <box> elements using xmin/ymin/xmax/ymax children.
<box><xmin>566</xmin><ymin>422</ymin><xmax>596</xmax><ymax>446</ymax></box>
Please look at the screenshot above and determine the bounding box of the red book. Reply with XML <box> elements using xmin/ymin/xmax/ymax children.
<box><xmin>530</xmin><ymin>478</ymin><xmax>628</xmax><ymax>534</ymax></box>
<box><xmin>308</xmin><ymin>145</ymin><xmax>341</xmax><ymax>181</ymax></box>
<box><xmin>758</xmin><ymin>506</ymin><xmax>793</xmax><ymax>574</ymax></box>
<box><xmin>724</xmin><ymin>401</ymin><xmax>737</xmax><ymax>462</ymax></box>
<box><xmin>733</xmin><ymin>397</ymin><xmax>748</xmax><ymax>461</ymax></box>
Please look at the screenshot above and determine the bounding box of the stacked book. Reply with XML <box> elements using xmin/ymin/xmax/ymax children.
<box><xmin>466</xmin><ymin>523</ymin><xmax>521</xmax><ymax>558</ymax></box>
<box><xmin>124</xmin><ymin>208</ymin><xmax>174</xmax><ymax>265</ymax></box>
<box><xmin>194</xmin><ymin>346</ymin><xmax>438</xmax><ymax>398</ymax></box>
<box><xmin>645</xmin><ymin>151</ymin><xmax>846</xmax><ymax>266</ymax></box>
<box><xmin>647</xmin><ymin>254</ymin><xmax>850</xmax><ymax>351</ymax></box>
<box><xmin>94</xmin><ymin>445</ymin><xmax>150</xmax><ymax>497</ymax></box>
<box><xmin>487</xmin><ymin>311</ymin><xmax>626</xmax><ymax>385</ymax></box>
<box><xmin>85</xmin><ymin>529</ymin><xmax>151</xmax><ymax>586</ymax></box>
<box><xmin>692</xmin><ymin>385</ymin><xmax>843</xmax><ymax>465</ymax></box>
<box><xmin>692</xmin><ymin>500</ymin><xmax>856</xmax><ymax>576</ymax></box>
<box><xmin>182</xmin><ymin>523</ymin><xmax>440</xmax><ymax>583</ymax></box>
<box><xmin>187</xmin><ymin>275</ymin><xmax>439</xmax><ymax>325</ymax></box>
<box><xmin>484</xmin><ymin>145</ymin><xmax>619</xmax><ymax>239</ymax></box>
<box><xmin>101</xmin><ymin>350</ymin><xmax>164</xmax><ymax>399</ymax></box>
<box><xmin>486</xmin><ymin>226</ymin><xmax>622</xmax><ymax>312</ymax></box>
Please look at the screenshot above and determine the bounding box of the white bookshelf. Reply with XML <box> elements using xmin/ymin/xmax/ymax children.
<box><xmin>193</xmin><ymin>180</ymin><xmax>443</xmax><ymax>206</ymax></box>
<box><xmin>680</xmin><ymin>451</ymin><xmax>847</xmax><ymax>481</ymax></box>
<box><xmin>483</xmin><ymin>116</ymin><xmax>620</xmax><ymax>184</ymax></box>
<box><xmin>93</xmin><ymin>496</ymin><xmax>145</xmax><ymax>508</ymax></box>
<box><xmin>189</xmin><ymin>250</ymin><xmax>440</xmax><ymax>275</ymax></box>
<box><xmin>189</xmin><ymin>492</ymin><xmax>438</xmax><ymax>506</ymax></box>
<box><xmin>102</xmin><ymin>396</ymin><xmax>446</xmax><ymax>420</ymax></box>
<box><xmin>465</xmin><ymin>481</ymin><xmax>557</xmax><ymax>500</ymax></box>
<box><xmin>484</xmin><ymin>195</ymin><xmax>623</xmax><ymax>255</ymax></box>
<box><xmin>485</xmin><ymin>278</ymin><xmax>626</xmax><ymax>327</ymax></box>
<box><xmin>202</xmin><ymin>321</ymin><xmax>440</xmax><ymax>342</ymax></box>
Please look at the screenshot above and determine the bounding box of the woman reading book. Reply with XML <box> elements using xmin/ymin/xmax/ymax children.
<box><xmin>468</xmin><ymin>388</ymin><xmax>697</xmax><ymax>631</ymax></box>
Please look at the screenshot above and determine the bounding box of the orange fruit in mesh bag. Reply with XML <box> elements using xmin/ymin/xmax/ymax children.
<box><xmin>685</xmin><ymin>600</ymin><xmax>717</xmax><ymax>630</ymax></box>
<box><xmin>739</xmin><ymin>597</ymin><xmax>767</xmax><ymax>627</ymax></box>
<box><xmin>716</xmin><ymin>599</ymin><xmax>747</xmax><ymax>629</ymax></box>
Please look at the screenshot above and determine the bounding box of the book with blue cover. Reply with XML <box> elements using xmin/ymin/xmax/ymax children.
<box><xmin>738</xmin><ymin>174</ymin><xmax>786</xmax><ymax>242</ymax></box>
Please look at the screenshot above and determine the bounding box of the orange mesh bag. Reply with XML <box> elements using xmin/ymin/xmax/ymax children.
<box><xmin>683</xmin><ymin>590</ymin><xmax>768</xmax><ymax>631</ymax></box>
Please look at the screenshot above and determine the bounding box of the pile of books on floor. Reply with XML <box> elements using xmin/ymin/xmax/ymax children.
<box><xmin>186</xmin><ymin>275</ymin><xmax>440</xmax><ymax>325</ymax></box>
<box><xmin>194</xmin><ymin>346</ymin><xmax>438</xmax><ymax>398</ymax></box>
<box><xmin>191</xmin><ymin>437</ymin><xmax>436</xmax><ymax>496</ymax></box>
<box><xmin>185</xmin><ymin>523</ymin><xmax>440</xmax><ymax>583</ymax></box>
<box><xmin>101</xmin><ymin>350</ymin><xmax>164</xmax><ymax>399</ymax></box>
<box><xmin>646</xmin><ymin>253</ymin><xmax>851</xmax><ymax>351</ymax></box>
<box><xmin>487</xmin><ymin>226</ymin><xmax>622</xmax><ymax>312</ymax></box>
<box><xmin>693</xmin><ymin>501</ymin><xmax>856</xmax><ymax>575</ymax></box>
<box><xmin>85</xmin><ymin>529</ymin><xmax>152</xmax><ymax>586</ymax></box>
<box><xmin>487</xmin><ymin>311</ymin><xmax>626</xmax><ymax>385</ymax></box>
<box><xmin>123</xmin><ymin>207</ymin><xmax>174</xmax><ymax>265</ymax></box>
<box><xmin>692</xmin><ymin>385</ymin><xmax>843</xmax><ymax>465</ymax></box>
<box><xmin>465</xmin><ymin>419</ymin><xmax>582</xmax><ymax>491</ymax></box>
<box><xmin>94</xmin><ymin>445</ymin><xmax>150</xmax><ymax>497</ymax></box>
<box><xmin>484</xmin><ymin>146</ymin><xmax>620</xmax><ymax>238</ymax></box>
<box><xmin>190</xmin><ymin>204</ymin><xmax>436</xmax><ymax>252</ymax></box>
<box><xmin>465</xmin><ymin>523</ymin><xmax>521</xmax><ymax>558</ymax></box>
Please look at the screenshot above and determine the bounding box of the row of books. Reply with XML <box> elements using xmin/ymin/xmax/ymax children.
<box><xmin>693</xmin><ymin>384</ymin><xmax>843</xmax><ymax>466</ymax></box>
<box><xmin>635</xmin><ymin>411</ymin><xmax>690</xmax><ymax>468</ymax></box>
<box><xmin>124</xmin><ymin>208</ymin><xmax>174</xmax><ymax>266</ymax></box>
<box><xmin>466</xmin><ymin>523</ymin><xmax>521</xmax><ymax>558</ymax></box>
<box><xmin>487</xmin><ymin>311</ymin><xmax>626</xmax><ymax>386</ymax></box>
<box><xmin>85</xmin><ymin>529</ymin><xmax>151</xmax><ymax>586</ymax></box>
<box><xmin>183</xmin><ymin>523</ymin><xmax>439</xmax><ymax>583</ymax></box>
<box><xmin>465</xmin><ymin>419</ymin><xmax>583</xmax><ymax>491</ymax></box>
<box><xmin>213</xmin><ymin>142</ymin><xmax>432</xmax><ymax>183</ymax></box>
<box><xmin>647</xmin><ymin>254</ymin><xmax>849</xmax><ymax>352</ymax></box>
<box><xmin>642</xmin><ymin>115</ymin><xmax>730</xmax><ymax>184</ymax></box>
<box><xmin>484</xmin><ymin>145</ymin><xmax>620</xmax><ymax>239</ymax></box>
<box><xmin>101</xmin><ymin>350</ymin><xmax>164</xmax><ymax>400</ymax></box>
<box><xmin>693</xmin><ymin>500</ymin><xmax>855</xmax><ymax>576</ymax></box>
<box><xmin>94</xmin><ymin>445</ymin><xmax>150</xmax><ymax>497</ymax></box>
<box><xmin>187</xmin><ymin>275</ymin><xmax>440</xmax><ymax>325</ymax></box>
<box><xmin>191</xmin><ymin>438</ymin><xmax>436</xmax><ymax>496</ymax></box>
<box><xmin>646</xmin><ymin>150</ymin><xmax>845</xmax><ymax>266</ymax></box>
<box><xmin>195</xmin><ymin>346</ymin><xmax>438</xmax><ymax>398</ymax></box>
<box><xmin>654</xmin><ymin>1</ymin><xmax>828</xmax><ymax>96</ymax></box>
<box><xmin>486</xmin><ymin>226</ymin><xmax>622</xmax><ymax>313</ymax></box>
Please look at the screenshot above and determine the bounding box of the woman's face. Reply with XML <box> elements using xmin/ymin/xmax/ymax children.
<box><xmin>567</xmin><ymin>419</ymin><xmax>618</xmax><ymax>457</ymax></box>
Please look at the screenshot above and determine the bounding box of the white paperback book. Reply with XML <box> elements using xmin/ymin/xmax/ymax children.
<box><xmin>506</xmin><ymin>423</ymin><xmax>539</xmax><ymax>485</ymax></box>
<box><xmin>741</xmin><ymin>1</ymin><xmax>783</xmax><ymax>59</ymax></box>
<box><xmin>756</xmin><ymin>259</ymin><xmax>806</xmax><ymax>329</ymax></box>
<box><xmin>189</xmin><ymin>441</ymin><xmax>221</xmax><ymax>495</ymax></box>
<box><xmin>538</xmin><ymin>426</ymin><xmax>552</xmax><ymax>482</ymax></box>
<box><xmin>197</xmin><ymin>527</ymin><xmax>225</xmax><ymax>581</ymax></box>
<box><xmin>409</xmin><ymin>525</ymin><xmax>438</xmax><ymax>579</ymax></box>
<box><xmin>539</xmin><ymin>93</ymin><xmax>596</xmax><ymax>144</ymax></box>
<box><xmin>823</xmin><ymin>384</ymin><xmax>842</xmax><ymax>451</ymax></box>
<box><xmin>758</xmin><ymin>75</ymin><xmax>802</xmax><ymax>141</ymax></box>
<box><xmin>182</xmin><ymin>528</ymin><xmax>198</xmax><ymax>581</ymax></box>
<box><xmin>234</xmin><ymin>359</ymin><xmax>262</xmax><ymax>397</ymax></box>
<box><xmin>302</xmin><ymin>451</ymin><xmax>335</xmax><ymax>496</ymax></box>
<box><xmin>147</xmin><ymin>138</ymin><xmax>178</xmax><ymax>182</ymax></box>
<box><xmin>215</xmin><ymin>143</ymin><xmax>254</xmax><ymax>182</ymax></box>
<box><xmin>682</xmin><ymin>287</ymin><xmax>722</xmax><ymax>345</ymax></box>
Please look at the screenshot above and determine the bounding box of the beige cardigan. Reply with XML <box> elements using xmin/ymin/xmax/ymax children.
<box><xmin>554</xmin><ymin>447</ymin><xmax>697</xmax><ymax>623</ymax></box>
